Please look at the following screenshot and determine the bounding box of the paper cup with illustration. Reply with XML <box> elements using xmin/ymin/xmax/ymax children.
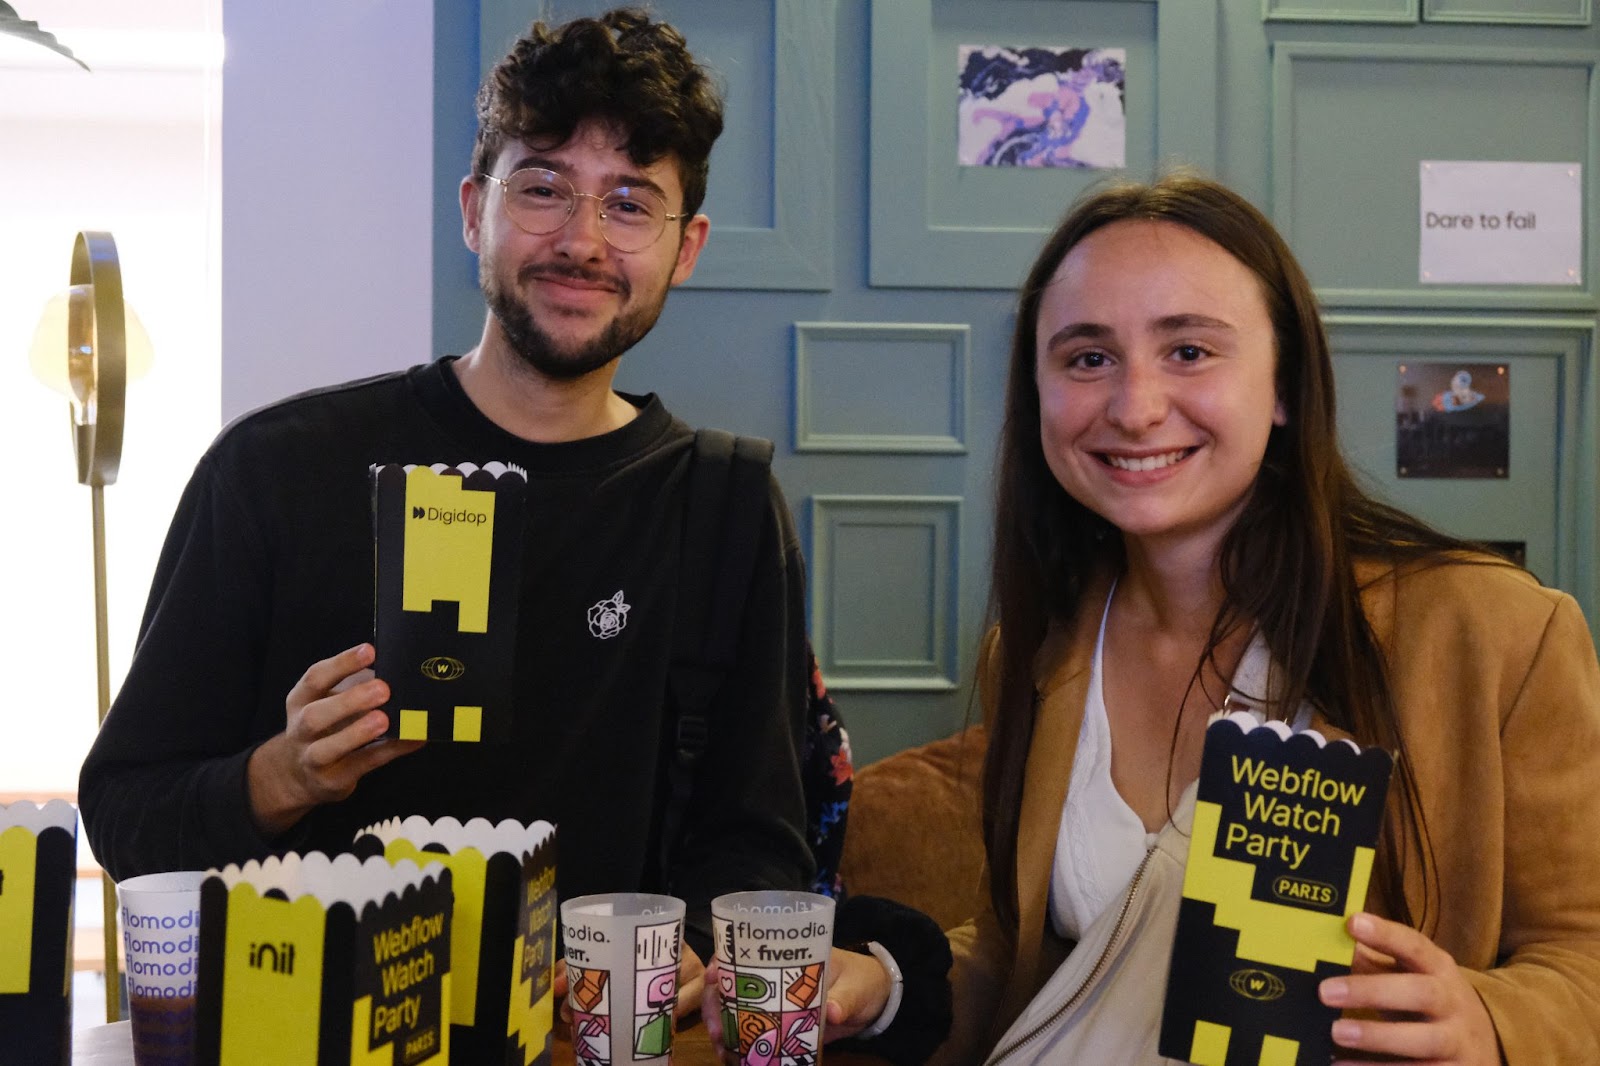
<box><xmin>560</xmin><ymin>892</ymin><xmax>686</xmax><ymax>1066</ymax></box>
<box><xmin>711</xmin><ymin>890</ymin><xmax>835</xmax><ymax>1066</ymax></box>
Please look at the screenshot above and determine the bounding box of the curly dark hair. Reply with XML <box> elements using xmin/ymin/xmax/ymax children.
<box><xmin>472</xmin><ymin>8</ymin><xmax>724</xmax><ymax>220</ymax></box>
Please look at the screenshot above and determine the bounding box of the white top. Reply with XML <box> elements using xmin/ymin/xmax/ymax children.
<box><xmin>1048</xmin><ymin>587</ymin><xmax>1309</xmax><ymax>940</ymax></box>
<box><xmin>1048</xmin><ymin>588</ymin><xmax>1155</xmax><ymax>941</ymax></box>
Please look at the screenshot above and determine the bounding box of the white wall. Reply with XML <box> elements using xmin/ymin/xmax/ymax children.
<box><xmin>221</xmin><ymin>0</ymin><xmax>435</xmax><ymax>420</ymax></box>
<box><xmin>0</xmin><ymin>0</ymin><xmax>438</xmax><ymax>794</ymax></box>
<box><xmin>0</xmin><ymin>5</ymin><xmax>223</xmax><ymax>793</ymax></box>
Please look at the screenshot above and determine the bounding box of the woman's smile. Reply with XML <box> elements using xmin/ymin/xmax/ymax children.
<box><xmin>1097</xmin><ymin>446</ymin><xmax>1200</xmax><ymax>473</ymax></box>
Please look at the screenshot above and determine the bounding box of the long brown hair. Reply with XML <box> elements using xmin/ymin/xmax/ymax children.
<box><xmin>984</xmin><ymin>173</ymin><xmax>1478</xmax><ymax>934</ymax></box>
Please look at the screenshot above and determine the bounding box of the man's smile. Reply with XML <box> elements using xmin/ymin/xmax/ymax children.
<box><xmin>520</xmin><ymin>262</ymin><xmax>628</xmax><ymax>297</ymax></box>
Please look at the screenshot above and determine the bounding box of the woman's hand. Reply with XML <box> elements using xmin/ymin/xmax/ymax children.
<box><xmin>702</xmin><ymin>947</ymin><xmax>894</xmax><ymax>1063</ymax></box>
<box><xmin>1319</xmin><ymin>912</ymin><xmax>1498</xmax><ymax>1065</ymax></box>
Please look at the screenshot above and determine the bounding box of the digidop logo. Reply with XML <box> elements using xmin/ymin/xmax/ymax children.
<box><xmin>410</xmin><ymin>505</ymin><xmax>488</xmax><ymax>526</ymax></box>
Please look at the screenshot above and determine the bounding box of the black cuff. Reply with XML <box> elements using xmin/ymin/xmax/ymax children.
<box><xmin>830</xmin><ymin>894</ymin><xmax>952</xmax><ymax>1066</ymax></box>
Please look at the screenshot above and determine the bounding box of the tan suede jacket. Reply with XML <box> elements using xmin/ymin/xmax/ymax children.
<box><xmin>936</xmin><ymin>560</ymin><xmax>1600</xmax><ymax>1064</ymax></box>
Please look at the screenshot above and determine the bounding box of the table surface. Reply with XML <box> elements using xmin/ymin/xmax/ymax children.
<box><xmin>72</xmin><ymin>1021</ymin><xmax>133</xmax><ymax>1065</ymax></box>
<box><xmin>74</xmin><ymin>1018</ymin><xmax>886</xmax><ymax>1065</ymax></box>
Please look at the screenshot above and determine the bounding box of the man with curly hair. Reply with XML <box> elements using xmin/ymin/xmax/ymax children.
<box><xmin>81</xmin><ymin>8</ymin><xmax>814</xmax><ymax>1012</ymax></box>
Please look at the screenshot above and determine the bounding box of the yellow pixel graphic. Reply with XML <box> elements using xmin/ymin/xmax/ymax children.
<box><xmin>380</xmin><ymin>840</ymin><xmax>489</xmax><ymax>1030</ymax></box>
<box><xmin>505</xmin><ymin>928</ymin><xmax>554</xmax><ymax>1066</ymax></box>
<box><xmin>401</xmin><ymin>467</ymin><xmax>497</xmax><ymax>633</ymax></box>
<box><xmin>218</xmin><ymin>888</ymin><xmax>326</xmax><ymax>1064</ymax></box>
<box><xmin>1179</xmin><ymin>800</ymin><xmax>1375</xmax><ymax>1066</ymax></box>
<box><xmin>1185</xmin><ymin>801</ymin><xmax>1371</xmax><ymax>969</ymax></box>
<box><xmin>349</xmin><ymin>973</ymin><xmax>451</xmax><ymax>1066</ymax></box>
<box><xmin>397</xmin><ymin>706</ymin><xmax>482</xmax><ymax>743</ymax></box>
<box><xmin>0</xmin><ymin>826</ymin><xmax>40</xmax><ymax>994</ymax></box>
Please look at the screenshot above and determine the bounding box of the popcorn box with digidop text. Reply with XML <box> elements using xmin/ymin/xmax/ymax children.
<box><xmin>372</xmin><ymin>461</ymin><xmax>527</xmax><ymax>744</ymax></box>
<box><xmin>354</xmin><ymin>816</ymin><xmax>559</xmax><ymax>1066</ymax></box>
<box><xmin>194</xmin><ymin>853</ymin><xmax>452</xmax><ymax>1066</ymax></box>
<box><xmin>0</xmin><ymin>800</ymin><xmax>76</xmax><ymax>1066</ymax></box>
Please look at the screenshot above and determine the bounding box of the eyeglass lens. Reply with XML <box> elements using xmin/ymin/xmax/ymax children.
<box><xmin>498</xmin><ymin>168</ymin><xmax>668</xmax><ymax>251</ymax></box>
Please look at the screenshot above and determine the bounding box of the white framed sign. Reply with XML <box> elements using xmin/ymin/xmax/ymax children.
<box><xmin>1418</xmin><ymin>161</ymin><xmax>1582</xmax><ymax>285</ymax></box>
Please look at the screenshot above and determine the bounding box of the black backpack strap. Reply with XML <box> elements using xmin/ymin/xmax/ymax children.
<box><xmin>658</xmin><ymin>428</ymin><xmax>775</xmax><ymax>888</ymax></box>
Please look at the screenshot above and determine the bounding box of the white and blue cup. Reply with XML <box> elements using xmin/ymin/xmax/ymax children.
<box><xmin>118</xmin><ymin>870</ymin><xmax>206</xmax><ymax>1066</ymax></box>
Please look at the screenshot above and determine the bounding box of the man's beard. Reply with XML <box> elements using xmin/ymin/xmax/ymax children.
<box><xmin>483</xmin><ymin>259</ymin><xmax>668</xmax><ymax>382</ymax></box>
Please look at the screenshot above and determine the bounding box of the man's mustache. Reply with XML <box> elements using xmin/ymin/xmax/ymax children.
<box><xmin>519</xmin><ymin>262</ymin><xmax>630</xmax><ymax>298</ymax></box>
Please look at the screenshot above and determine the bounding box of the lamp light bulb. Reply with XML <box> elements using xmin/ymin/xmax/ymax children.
<box><xmin>28</xmin><ymin>284</ymin><xmax>155</xmax><ymax>411</ymax></box>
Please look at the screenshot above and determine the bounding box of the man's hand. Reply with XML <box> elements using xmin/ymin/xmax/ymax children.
<box><xmin>701</xmin><ymin>956</ymin><xmax>736</xmax><ymax>1064</ymax></box>
<box><xmin>246</xmin><ymin>643</ymin><xmax>423</xmax><ymax>837</ymax></box>
<box><xmin>822</xmin><ymin>947</ymin><xmax>893</xmax><ymax>1040</ymax></box>
<box><xmin>559</xmin><ymin>942</ymin><xmax>707</xmax><ymax>1030</ymax></box>
<box><xmin>676</xmin><ymin>942</ymin><xmax>706</xmax><ymax>1021</ymax></box>
<box><xmin>1319</xmin><ymin>912</ymin><xmax>1499</xmax><ymax>1065</ymax></box>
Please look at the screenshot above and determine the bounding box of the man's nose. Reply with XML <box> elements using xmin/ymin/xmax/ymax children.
<box><xmin>554</xmin><ymin>195</ymin><xmax>608</xmax><ymax>258</ymax></box>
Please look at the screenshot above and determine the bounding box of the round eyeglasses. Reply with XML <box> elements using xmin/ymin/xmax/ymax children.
<box><xmin>480</xmin><ymin>168</ymin><xmax>684</xmax><ymax>253</ymax></box>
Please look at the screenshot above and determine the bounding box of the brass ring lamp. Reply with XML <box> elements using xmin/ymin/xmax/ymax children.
<box><xmin>60</xmin><ymin>231</ymin><xmax>128</xmax><ymax>1022</ymax></box>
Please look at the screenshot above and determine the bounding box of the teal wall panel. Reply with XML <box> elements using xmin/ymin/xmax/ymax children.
<box><xmin>1328</xmin><ymin>315</ymin><xmax>1598</xmax><ymax>607</ymax></box>
<box><xmin>1424</xmin><ymin>0</ymin><xmax>1591</xmax><ymax>25</ymax></box>
<box><xmin>794</xmin><ymin>322</ymin><xmax>969</xmax><ymax>453</ymax></box>
<box><xmin>810</xmin><ymin>496</ymin><xmax>963</xmax><ymax>690</ymax></box>
<box><xmin>476</xmin><ymin>0</ymin><xmax>835</xmax><ymax>290</ymax></box>
<box><xmin>432</xmin><ymin>0</ymin><xmax>482</xmax><ymax>360</ymax></box>
<box><xmin>1272</xmin><ymin>43</ymin><xmax>1598</xmax><ymax>311</ymax></box>
<box><xmin>678</xmin><ymin>0</ymin><xmax>835</xmax><ymax>290</ymax></box>
<box><xmin>690</xmin><ymin>2</ymin><xmax>777</xmax><ymax>231</ymax></box>
<box><xmin>1265</xmin><ymin>0</ymin><xmax>1419</xmax><ymax>22</ymax></box>
<box><xmin>868</xmin><ymin>0</ymin><xmax>1220</xmax><ymax>288</ymax></box>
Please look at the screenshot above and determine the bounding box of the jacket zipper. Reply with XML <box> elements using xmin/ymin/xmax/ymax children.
<box><xmin>983</xmin><ymin>844</ymin><xmax>1159</xmax><ymax>1066</ymax></box>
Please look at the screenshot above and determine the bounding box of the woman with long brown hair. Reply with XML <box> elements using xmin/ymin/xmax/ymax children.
<box><xmin>792</xmin><ymin>174</ymin><xmax>1600</xmax><ymax>1064</ymax></box>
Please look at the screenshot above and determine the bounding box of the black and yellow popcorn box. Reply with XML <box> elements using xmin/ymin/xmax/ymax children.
<box><xmin>371</xmin><ymin>461</ymin><xmax>527</xmax><ymax>744</ymax></box>
<box><xmin>353</xmin><ymin>816</ymin><xmax>558</xmax><ymax>1066</ymax></box>
<box><xmin>194</xmin><ymin>853</ymin><xmax>452</xmax><ymax>1066</ymax></box>
<box><xmin>1159</xmin><ymin>712</ymin><xmax>1394</xmax><ymax>1066</ymax></box>
<box><xmin>0</xmin><ymin>800</ymin><xmax>76</xmax><ymax>1066</ymax></box>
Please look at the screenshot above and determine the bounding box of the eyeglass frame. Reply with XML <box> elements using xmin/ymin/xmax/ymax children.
<box><xmin>477</xmin><ymin>167</ymin><xmax>688</xmax><ymax>252</ymax></box>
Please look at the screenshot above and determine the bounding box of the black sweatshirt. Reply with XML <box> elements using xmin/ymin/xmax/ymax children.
<box><xmin>79</xmin><ymin>358</ymin><xmax>813</xmax><ymax>954</ymax></box>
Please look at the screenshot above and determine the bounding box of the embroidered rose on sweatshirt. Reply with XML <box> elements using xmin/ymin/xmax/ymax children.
<box><xmin>587</xmin><ymin>590</ymin><xmax>630</xmax><ymax>639</ymax></box>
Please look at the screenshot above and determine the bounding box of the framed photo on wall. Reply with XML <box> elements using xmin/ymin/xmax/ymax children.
<box><xmin>1395</xmin><ymin>361</ymin><xmax>1510</xmax><ymax>478</ymax></box>
<box><xmin>956</xmin><ymin>45</ymin><xmax>1126</xmax><ymax>169</ymax></box>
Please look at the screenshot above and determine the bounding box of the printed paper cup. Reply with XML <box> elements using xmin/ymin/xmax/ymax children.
<box><xmin>711</xmin><ymin>890</ymin><xmax>834</xmax><ymax>1065</ymax></box>
<box><xmin>560</xmin><ymin>892</ymin><xmax>685</xmax><ymax>1066</ymax></box>
<box><xmin>119</xmin><ymin>871</ymin><xmax>206</xmax><ymax>1066</ymax></box>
